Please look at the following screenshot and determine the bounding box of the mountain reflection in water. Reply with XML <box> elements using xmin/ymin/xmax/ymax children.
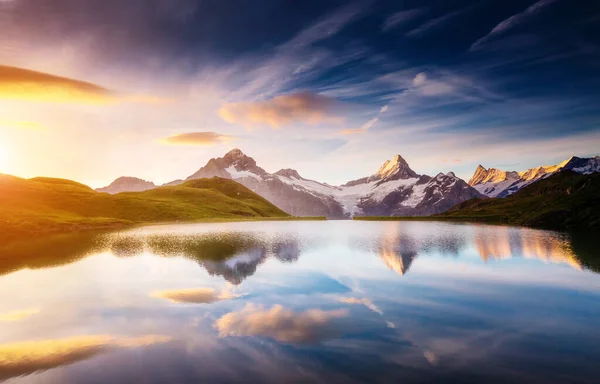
<box><xmin>0</xmin><ymin>221</ymin><xmax>599</xmax><ymax>383</ymax></box>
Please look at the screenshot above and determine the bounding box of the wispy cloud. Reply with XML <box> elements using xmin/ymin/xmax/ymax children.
<box><xmin>382</xmin><ymin>8</ymin><xmax>426</xmax><ymax>32</ymax></box>
<box><xmin>219</xmin><ymin>92</ymin><xmax>345</xmax><ymax>129</ymax></box>
<box><xmin>339</xmin><ymin>104</ymin><xmax>389</xmax><ymax>135</ymax></box>
<box><xmin>470</xmin><ymin>0</ymin><xmax>561</xmax><ymax>51</ymax></box>
<box><xmin>339</xmin><ymin>297</ymin><xmax>383</xmax><ymax>315</ymax></box>
<box><xmin>406</xmin><ymin>6</ymin><xmax>472</xmax><ymax>37</ymax></box>
<box><xmin>160</xmin><ymin>132</ymin><xmax>238</xmax><ymax>146</ymax></box>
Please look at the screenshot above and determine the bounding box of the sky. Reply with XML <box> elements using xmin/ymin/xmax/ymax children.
<box><xmin>0</xmin><ymin>0</ymin><xmax>599</xmax><ymax>187</ymax></box>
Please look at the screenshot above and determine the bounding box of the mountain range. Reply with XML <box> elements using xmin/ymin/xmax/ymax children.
<box><xmin>99</xmin><ymin>149</ymin><xmax>483</xmax><ymax>218</ymax></box>
<box><xmin>469</xmin><ymin>156</ymin><xmax>600</xmax><ymax>198</ymax></box>
<box><xmin>98</xmin><ymin>149</ymin><xmax>600</xmax><ymax>219</ymax></box>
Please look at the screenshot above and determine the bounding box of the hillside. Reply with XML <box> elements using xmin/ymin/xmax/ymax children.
<box><xmin>438</xmin><ymin>170</ymin><xmax>600</xmax><ymax>229</ymax></box>
<box><xmin>0</xmin><ymin>175</ymin><xmax>289</xmax><ymax>237</ymax></box>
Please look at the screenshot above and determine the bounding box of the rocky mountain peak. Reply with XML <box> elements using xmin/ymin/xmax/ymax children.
<box><xmin>375</xmin><ymin>154</ymin><xmax>418</xmax><ymax>180</ymax></box>
<box><xmin>469</xmin><ymin>165</ymin><xmax>517</xmax><ymax>186</ymax></box>
<box><xmin>186</xmin><ymin>148</ymin><xmax>267</xmax><ymax>181</ymax></box>
<box><xmin>224</xmin><ymin>148</ymin><xmax>245</xmax><ymax>161</ymax></box>
<box><xmin>275</xmin><ymin>168</ymin><xmax>303</xmax><ymax>179</ymax></box>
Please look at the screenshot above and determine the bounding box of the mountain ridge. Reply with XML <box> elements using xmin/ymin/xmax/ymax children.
<box><xmin>99</xmin><ymin>148</ymin><xmax>483</xmax><ymax>218</ymax></box>
<box><xmin>469</xmin><ymin>156</ymin><xmax>600</xmax><ymax>198</ymax></box>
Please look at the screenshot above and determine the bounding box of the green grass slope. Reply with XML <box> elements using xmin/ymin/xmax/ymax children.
<box><xmin>438</xmin><ymin>170</ymin><xmax>600</xmax><ymax>229</ymax></box>
<box><xmin>0</xmin><ymin>175</ymin><xmax>289</xmax><ymax>237</ymax></box>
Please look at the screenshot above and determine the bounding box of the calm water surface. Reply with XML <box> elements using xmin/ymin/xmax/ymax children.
<box><xmin>1</xmin><ymin>221</ymin><xmax>599</xmax><ymax>383</ymax></box>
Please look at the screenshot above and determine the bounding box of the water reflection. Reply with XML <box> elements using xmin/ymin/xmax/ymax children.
<box><xmin>151</xmin><ymin>287</ymin><xmax>244</xmax><ymax>304</ymax></box>
<box><xmin>214</xmin><ymin>304</ymin><xmax>349</xmax><ymax>344</ymax></box>
<box><xmin>0</xmin><ymin>335</ymin><xmax>171</xmax><ymax>381</ymax></box>
<box><xmin>474</xmin><ymin>226</ymin><xmax>582</xmax><ymax>269</ymax></box>
<box><xmin>0</xmin><ymin>221</ymin><xmax>599</xmax><ymax>383</ymax></box>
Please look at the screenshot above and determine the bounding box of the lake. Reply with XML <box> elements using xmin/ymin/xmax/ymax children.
<box><xmin>0</xmin><ymin>221</ymin><xmax>599</xmax><ymax>383</ymax></box>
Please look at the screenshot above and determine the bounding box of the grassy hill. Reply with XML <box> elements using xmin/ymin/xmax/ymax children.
<box><xmin>0</xmin><ymin>175</ymin><xmax>289</xmax><ymax>237</ymax></box>
<box><xmin>437</xmin><ymin>170</ymin><xmax>600</xmax><ymax>229</ymax></box>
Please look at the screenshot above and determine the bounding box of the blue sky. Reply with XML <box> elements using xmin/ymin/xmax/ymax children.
<box><xmin>0</xmin><ymin>0</ymin><xmax>599</xmax><ymax>186</ymax></box>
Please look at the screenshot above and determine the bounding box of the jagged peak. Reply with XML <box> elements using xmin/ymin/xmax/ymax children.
<box><xmin>275</xmin><ymin>168</ymin><xmax>303</xmax><ymax>179</ymax></box>
<box><xmin>375</xmin><ymin>154</ymin><xmax>418</xmax><ymax>180</ymax></box>
<box><xmin>446</xmin><ymin>171</ymin><xmax>456</xmax><ymax>178</ymax></box>
<box><xmin>224</xmin><ymin>148</ymin><xmax>245</xmax><ymax>159</ymax></box>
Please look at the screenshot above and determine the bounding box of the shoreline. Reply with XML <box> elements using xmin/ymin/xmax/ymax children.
<box><xmin>1</xmin><ymin>216</ymin><xmax>328</xmax><ymax>240</ymax></box>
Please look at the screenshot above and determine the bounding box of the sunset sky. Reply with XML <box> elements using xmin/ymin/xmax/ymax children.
<box><xmin>1</xmin><ymin>0</ymin><xmax>599</xmax><ymax>187</ymax></box>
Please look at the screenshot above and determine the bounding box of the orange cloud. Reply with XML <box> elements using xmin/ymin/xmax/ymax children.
<box><xmin>214</xmin><ymin>304</ymin><xmax>348</xmax><ymax>344</ymax></box>
<box><xmin>441</xmin><ymin>158</ymin><xmax>462</xmax><ymax>164</ymax></box>
<box><xmin>0</xmin><ymin>120</ymin><xmax>44</xmax><ymax>130</ymax></box>
<box><xmin>0</xmin><ymin>65</ymin><xmax>167</xmax><ymax>105</ymax></box>
<box><xmin>160</xmin><ymin>132</ymin><xmax>238</xmax><ymax>146</ymax></box>
<box><xmin>0</xmin><ymin>65</ymin><xmax>114</xmax><ymax>103</ymax></box>
<box><xmin>218</xmin><ymin>92</ymin><xmax>344</xmax><ymax>128</ymax></box>
<box><xmin>0</xmin><ymin>308</ymin><xmax>40</xmax><ymax>322</ymax></box>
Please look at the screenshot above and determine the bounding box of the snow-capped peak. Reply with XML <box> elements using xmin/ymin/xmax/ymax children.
<box><xmin>375</xmin><ymin>155</ymin><xmax>418</xmax><ymax>180</ymax></box>
<box><xmin>275</xmin><ymin>169</ymin><xmax>303</xmax><ymax>179</ymax></box>
<box><xmin>468</xmin><ymin>165</ymin><xmax>518</xmax><ymax>186</ymax></box>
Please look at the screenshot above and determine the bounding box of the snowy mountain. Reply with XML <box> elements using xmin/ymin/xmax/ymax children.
<box><xmin>175</xmin><ymin>149</ymin><xmax>483</xmax><ymax>218</ymax></box>
<box><xmin>96</xmin><ymin>176</ymin><xmax>156</xmax><ymax>194</ymax></box>
<box><xmin>469</xmin><ymin>156</ymin><xmax>600</xmax><ymax>198</ymax></box>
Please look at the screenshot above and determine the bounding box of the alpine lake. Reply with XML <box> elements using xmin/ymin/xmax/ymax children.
<box><xmin>1</xmin><ymin>220</ymin><xmax>599</xmax><ymax>383</ymax></box>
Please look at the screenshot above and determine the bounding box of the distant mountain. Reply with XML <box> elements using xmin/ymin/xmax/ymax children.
<box><xmin>469</xmin><ymin>156</ymin><xmax>600</xmax><ymax>198</ymax></box>
<box><xmin>172</xmin><ymin>149</ymin><xmax>483</xmax><ymax>218</ymax></box>
<box><xmin>97</xmin><ymin>176</ymin><xmax>156</xmax><ymax>194</ymax></box>
<box><xmin>442</xmin><ymin>170</ymin><xmax>600</xmax><ymax>229</ymax></box>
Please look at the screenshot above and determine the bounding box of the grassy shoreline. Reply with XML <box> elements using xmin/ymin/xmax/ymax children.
<box><xmin>2</xmin><ymin>216</ymin><xmax>328</xmax><ymax>240</ymax></box>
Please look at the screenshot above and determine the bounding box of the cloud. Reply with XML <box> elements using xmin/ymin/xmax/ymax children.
<box><xmin>442</xmin><ymin>158</ymin><xmax>462</xmax><ymax>164</ymax></box>
<box><xmin>0</xmin><ymin>65</ymin><xmax>168</xmax><ymax>105</ymax></box>
<box><xmin>0</xmin><ymin>335</ymin><xmax>171</xmax><ymax>381</ymax></box>
<box><xmin>338</xmin><ymin>104</ymin><xmax>389</xmax><ymax>135</ymax></box>
<box><xmin>214</xmin><ymin>304</ymin><xmax>348</xmax><ymax>344</ymax></box>
<box><xmin>218</xmin><ymin>92</ymin><xmax>344</xmax><ymax>129</ymax></box>
<box><xmin>151</xmin><ymin>287</ymin><xmax>243</xmax><ymax>304</ymax></box>
<box><xmin>0</xmin><ymin>120</ymin><xmax>44</xmax><ymax>130</ymax></box>
<box><xmin>406</xmin><ymin>7</ymin><xmax>471</xmax><ymax>37</ymax></box>
<box><xmin>0</xmin><ymin>65</ymin><xmax>113</xmax><ymax>103</ymax></box>
<box><xmin>338</xmin><ymin>297</ymin><xmax>383</xmax><ymax>315</ymax></box>
<box><xmin>160</xmin><ymin>132</ymin><xmax>238</xmax><ymax>146</ymax></box>
<box><xmin>339</xmin><ymin>117</ymin><xmax>379</xmax><ymax>135</ymax></box>
<box><xmin>382</xmin><ymin>9</ymin><xmax>425</xmax><ymax>32</ymax></box>
<box><xmin>0</xmin><ymin>308</ymin><xmax>40</xmax><ymax>322</ymax></box>
<box><xmin>411</xmin><ymin>72</ymin><xmax>455</xmax><ymax>96</ymax></box>
<box><xmin>470</xmin><ymin>0</ymin><xmax>560</xmax><ymax>51</ymax></box>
